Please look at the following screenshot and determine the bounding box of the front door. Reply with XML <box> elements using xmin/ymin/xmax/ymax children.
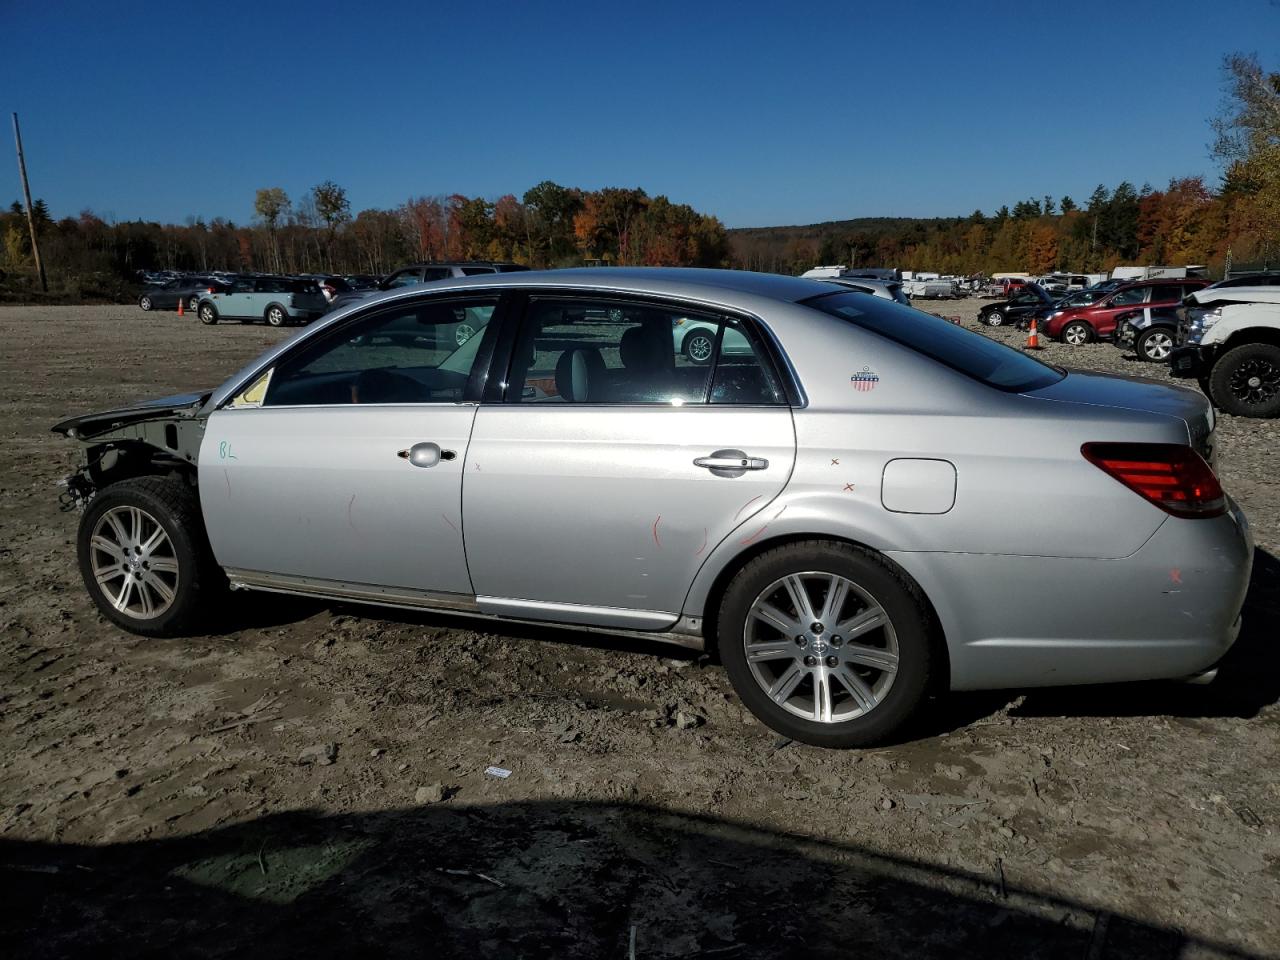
<box><xmin>463</xmin><ymin>295</ymin><xmax>796</xmax><ymax>628</ymax></box>
<box><xmin>200</xmin><ymin>294</ymin><xmax>501</xmax><ymax>597</ymax></box>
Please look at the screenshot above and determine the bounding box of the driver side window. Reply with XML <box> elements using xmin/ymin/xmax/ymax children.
<box><xmin>261</xmin><ymin>298</ymin><xmax>497</xmax><ymax>407</ymax></box>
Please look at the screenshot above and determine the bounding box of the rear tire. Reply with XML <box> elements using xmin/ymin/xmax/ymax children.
<box><xmin>1208</xmin><ymin>343</ymin><xmax>1280</xmax><ymax>418</ymax></box>
<box><xmin>198</xmin><ymin>302</ymin><xmax>218</xmax><ymax>325</ymax></box>
<box><xmin>1135</xmin><ymin>327</ymin><xmax>1175</xmax><ymax>363</ymax></box>
<box><xmin>76</xmin><ymin>477</ymin><xmax>224</xmax><ymax>637</ymax></box>
<box><xmin>188</xmin><ymin>294</ymin><xmax>201</xmax><ymax>312</ymax></box>
<box><xmin>717</xmin><ymin>541</ymin><xmax>936</xmax><ymax>748</ymax></box>
<box><xmin>265</xmin><ymin>304</ymin><xmax>288</xmax><ymax>327</ymax></box>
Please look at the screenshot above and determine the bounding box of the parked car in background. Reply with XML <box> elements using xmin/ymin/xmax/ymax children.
<box><xmin>1113</xmin><ymin>306</ymin><xmax>1181</xmax><ymax>362</ymax></box>
<box><xmin>196</xmin><ymin>276</ymin><xmax>328</xmax><ymax>326</ymax></box>
<box><xmin>52</xmin><ymin>268</ymin><xmax>1251</xmax><ymax>748</ymax></box>
<box><xmin>1170</xmin><ymin>286</ymin><xmax>1280</xmax><ymax>417</ymax></box>
<box><xmin>977</xmin><ymin>283</ymin><xmax>1056</xmax><ymax>327</ymax></box>
<box><xmin>1203</xmin><ymin>272</ymin><xmax>1280</xmax><ymax>290</ymax></box>
<box><xmin>331</xmin><ymin>261</ymin><xmax>532</xmax><ymax>310</ymax></box>
<box><xmin>304</xmin><ymin>274</ymin><xmax>354</xmax><ymax>307</ymax></box>
<box><xmin>1034</xmin><ymin>287</ymin><xmax>1116</xmax><ymax>328</ymax></box>
<box><xmin>139</xmin><ymin>277</ymin><xmax>232</xmax><ymax>312</ymax></box>
<box><xmin>343</xmin><ymin>274</ymin><xmax>381</xmax><ymax>290</ymax></box>
<box><xmin>1042</xmin><ymin>278</ymin><xmax>1209</xmax><ymax>345</ymax></box>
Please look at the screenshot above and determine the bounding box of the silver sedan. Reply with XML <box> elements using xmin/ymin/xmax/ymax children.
<box><xmin>53</xmin><ymin>269</ymin><xmax>1253</xmax><ymax>747</ymax></box>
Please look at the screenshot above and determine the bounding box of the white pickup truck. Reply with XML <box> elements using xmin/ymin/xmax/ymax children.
<box><xmin>1169</xmin><ymin>286</ymin><xmax>1280</xmax><ymax>418</ymax></box>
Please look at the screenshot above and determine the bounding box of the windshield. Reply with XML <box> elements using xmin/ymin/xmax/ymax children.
<box><xmin>802</xmin><ymin>291</ymin><xmax>1065</xmax><ymax>392</ymax></box>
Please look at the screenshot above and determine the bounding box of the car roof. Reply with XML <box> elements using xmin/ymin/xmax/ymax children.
<box><xmin>372</xmin><ymin>268</ymin><xmax>841</xmax><ymax>303</ymax></box>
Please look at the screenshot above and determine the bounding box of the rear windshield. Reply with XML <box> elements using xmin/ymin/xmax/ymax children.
<box><xmin>802</xmin><ymin>291</ymin><xmax>1065</xmax><ymax>392</ymax></box>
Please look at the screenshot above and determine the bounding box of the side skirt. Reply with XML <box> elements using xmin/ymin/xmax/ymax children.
<box><xmin>223</xmin><ymin>567</ymin><xmax>706</xmax><ymax>651</ymax></box>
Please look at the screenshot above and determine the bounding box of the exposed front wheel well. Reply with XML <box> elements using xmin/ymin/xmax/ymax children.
<box><xmin>1219</xmin><ymin>326</ymin><xmax>1280</xmax><ymax>352</ymax></box>
<box><xmin>694</xmin><ymin>533</ymin><xmax>950</xmax><ymax>690</ymax></box>
<box><xmin>78</xmin><ymin>441</ymin><xmax>199</xmax><ymax>500</ymax></box>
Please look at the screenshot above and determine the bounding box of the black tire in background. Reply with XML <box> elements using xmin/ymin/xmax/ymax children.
<box><xmin>198</xmin><ymin>302</ymin><xmax>219</xmax><ymax>325</ymax></box>
<box><xmin>717</xmin><ymin>540</ymin><xmax>937</xmax><ymax>748</ymax></box>
<box><xmin>1208</xmin><ymin>342</ymin><xmax>1280</xmax><ymax>418</ymax></box>
<box><xmin>76</xmin><ymin>476</ymin><xmax>223</xmax><ymax>637</ymax></box>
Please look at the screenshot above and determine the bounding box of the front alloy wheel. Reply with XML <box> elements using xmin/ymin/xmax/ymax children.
<box><xmin>985</xmin><ymin>311</ymin><xmax>1004</xmax><ymax>327</ymax></box>
<box><xmin>454</xmin><ymin>323</ymin><xmax>477</xmax><ymax>346</ymax></box>
<box><xmin>1062</xmin><ymin>321</ymin><xmax>1092</xmax><ymax>345</ymax></box>
<box><xmin>77</xmin><ymin>477</ymin><xmax>221</xmax><ymax>636</ymax></box>
<box><xmin>718</xmin><ymin>541</ymin><xmax>934</xmax><ymax>747</ymax></box>
<box><xmin>139</xmin><ymin>295</ymin><xmax>153</xmax><ymax>311</ymax></box>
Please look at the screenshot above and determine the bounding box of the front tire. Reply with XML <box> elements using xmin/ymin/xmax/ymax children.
<box><xmin>717</xmin><ymin>541</ymin><xmax>936</xmax><ymax>748</ymax></box>
<box><xmin>76</xmin><ymin>477</ymin><xmax>222</xmax><ymax>637</ymax></box>
<box><xmin>985</xmin><ymin>311</ymin><xmax>1004</xmax><ymax>327</ymax></box>
<box><xmin>265</xmin><ymin>304</ymin><xmax>288</xmax><ymax>327</ymax></box>
<box><xmin>1135</xmin><ymin>327</ymin><xmax>1175</xmax><ymax>363</ymax></box>
<box><xmin>198</xmin><ymin>302</ymin><xmax>219</xmax><ymax>325</ymax></box>
<box><xmin>139</xmin><ymin>295</ymin><xmax>153</xmax><ymax>311</ymax></box>
<box><xmin>1209</xmin><ymin>343</ymin><xmax>1280</xmax><ymax>418</ymax></box>
<box><xmin>1061</xmin><ymin>320</ymin><xmax>1092</xmax><ymax>345</ymax></box>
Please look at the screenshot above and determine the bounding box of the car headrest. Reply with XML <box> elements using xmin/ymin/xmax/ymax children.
<box><xmin>555</xmin><ymin>348</ymin><xmax>606</xmax><ymax>402</ymax></box>
<box><xmin>620</xmin><ymin>324</ymin><xmax>668</xmax><ymax>373</ymax></box>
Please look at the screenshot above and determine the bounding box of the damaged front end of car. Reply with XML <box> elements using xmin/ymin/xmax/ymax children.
<box><xmin>51</xmin><ymin>392</ymin><xmax>211</xmax><ymax>511</ymax></box>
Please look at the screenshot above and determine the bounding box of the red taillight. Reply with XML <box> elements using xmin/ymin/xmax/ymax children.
<box><xmin>1081</xmin><ymin>442</ymin><xmax>1226</xmax><ymax>519</ymax></box>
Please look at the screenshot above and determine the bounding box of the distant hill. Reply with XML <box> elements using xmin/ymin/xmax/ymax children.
<box><xmin>728</xmin><ymin>216</ymin><xmax>970</xmax><ymax>272</ymax></box>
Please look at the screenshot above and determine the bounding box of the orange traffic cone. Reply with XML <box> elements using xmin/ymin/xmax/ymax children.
<box><xmin>1025</xmin><ymin>318</ymin><xmax>1042</xmax><ymax>350</ymax></box>
<box><xmin>177</xmin><ymin>297</ymin><xmax>184</xmax><ymax>317</ymax></box>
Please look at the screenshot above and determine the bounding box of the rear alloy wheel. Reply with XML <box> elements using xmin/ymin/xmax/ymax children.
<box><xmin>1209</xmin><ymin>343</ymin><xmax>1280</xmax><ymax>418</ymax></box>
<box><xmin>188</xmin><ymin>295</ymin><xmax>201</xmax><ymax>312</ymax></box>
<box><xmin>139</xmin><ymin>295</ymin><xmax>153</xmax><ymax>311</ymax></box>
<box><xmin>1061</xmin><ymin>320</ymin><xmax>1092</xmax><ymax>345</ymax></box>
<box><xmin>265</xmin><ymin>305</ymin><xmax>288</xmax><ymax>327</ymax></box>
<box><xmin>683</xmin><ymin>330</ymin><xmax>716</xmax><ymax>365</ymax></box>
<box><xmin>198</xmin><ymin>303</ymin><xmax>218</xmax><ymax>325</ymax></box>
<box><xmin>1135</xmin><ymin>328</ymin><xmax>1175</xmax><ymax>363</ymax></box>
<box><xmin>718</xmin><ymin>541</ymin><xmax>935</xmax><ymax>748</ymax></box>
<box><xmin>76</xmin><ymin>477</ymin><xmax>222</xmax><ymax>636</ymax></box>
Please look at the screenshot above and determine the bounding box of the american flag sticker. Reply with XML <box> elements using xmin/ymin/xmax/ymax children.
<box><xmin>850</xmin><ymin>367</ymin><xmax>880</xmax><ymax>392</ymax></box>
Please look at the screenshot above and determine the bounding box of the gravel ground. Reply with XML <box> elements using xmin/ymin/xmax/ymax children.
<box><xmin>1</xmin><ymin>301</ymin><xmax>1277</xmax><ymax>959</ymax></box>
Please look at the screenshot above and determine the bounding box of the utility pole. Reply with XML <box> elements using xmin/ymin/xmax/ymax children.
<box><xmin>11</xmin><ymin>113</ymin><xmax>47</xmax><ymax>292</ymax></box>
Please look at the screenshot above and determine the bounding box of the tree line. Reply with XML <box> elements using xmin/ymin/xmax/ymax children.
<box><xmin>0</xmin><ymin>181</ymin><xmax>731</xmax><ymax>300</ymax></box>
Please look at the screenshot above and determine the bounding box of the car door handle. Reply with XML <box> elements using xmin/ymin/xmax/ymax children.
<box><xmin>398</xmin><ymin>442</ymin><xmax>456</xmax><ymax>467</ymax></box>
<box><xmin>694</xmin><ymin>449</ymin><xmax>768</xmax><ymax>478</ymax></box>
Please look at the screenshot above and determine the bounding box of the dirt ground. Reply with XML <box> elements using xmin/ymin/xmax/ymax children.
<box><xmin>1</xmin><ymin>299</ymin><xmax>1278</xmax><ymax>959</ymax></box>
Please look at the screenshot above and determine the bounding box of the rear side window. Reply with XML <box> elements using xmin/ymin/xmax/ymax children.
<box><xmin>461</xmin><ymin>266</ymin><xmax>497</xmax><ymax>276</ymax></box>
<box><xmin>802</xmin><ymin>292</ymin><xmax>1064</xmax><ymax>393</ymax></box>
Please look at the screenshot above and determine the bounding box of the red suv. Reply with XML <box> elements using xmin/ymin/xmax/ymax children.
<box><xmin>1043</xmin><ymin>279</ymin><xmax>1209</xmax><ymax>345</ymax></box>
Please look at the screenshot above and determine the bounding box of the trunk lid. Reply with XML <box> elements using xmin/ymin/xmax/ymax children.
<box><xmin>1023</xmin><ymin>370</ymin><xmax>1215</xmax><ymax>462</ymax></box>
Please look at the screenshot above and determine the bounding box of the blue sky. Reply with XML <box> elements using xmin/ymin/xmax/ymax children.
<box><xmin>2</xmin><ymin>0</ymin><xmax>1274</xmax><ymax>228</ymax></box>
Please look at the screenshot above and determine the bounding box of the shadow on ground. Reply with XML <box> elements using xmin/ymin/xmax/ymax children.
<box><xmin>0</xmin><ymin>800</ymin><xmax>1260</xmax><ymax>959</ymax></box>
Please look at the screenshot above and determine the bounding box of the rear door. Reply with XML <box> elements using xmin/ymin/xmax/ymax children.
<box><xmin>463</xmin><ymin>294</ymin><xmax>797</xmax><ymax>629</ymax></box>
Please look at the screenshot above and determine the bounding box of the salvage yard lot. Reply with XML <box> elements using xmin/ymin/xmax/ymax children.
<box><xmin>1</xmin><ymin>301</ymin><xmax>1278</xmax><ymax>958</ymax></box>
